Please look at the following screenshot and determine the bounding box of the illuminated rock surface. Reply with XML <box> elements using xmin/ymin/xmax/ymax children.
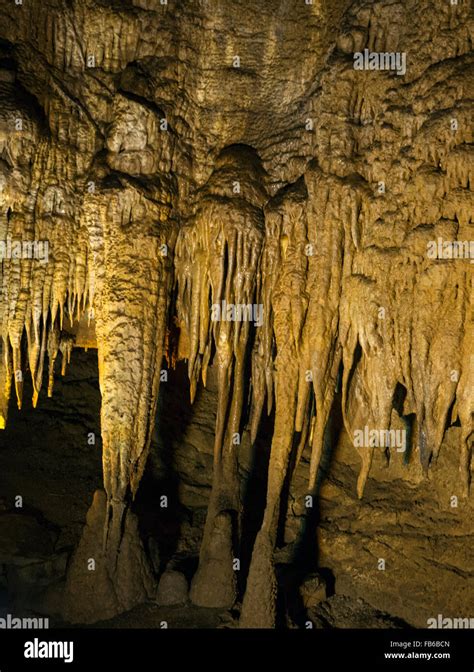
<box><xmin>0</xmin><ymin>0</ymin><xmax>472</xmax><ymax>627</ymax></box>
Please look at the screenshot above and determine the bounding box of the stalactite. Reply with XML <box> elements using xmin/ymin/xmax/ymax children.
<box><xmin>240</xmin><ymin>184</ymin><xmax>305</xmax><ymax>627</ymax></box>
<box><xmin>62</xmin><ymin>175</ymin><xmax>176</xmax><ymax>622</ymax></box>
<box><xmin>175</xmin><ymin>147</ymin><xmax>266</xmax><ymax>607</ymax></box>
<box><xmin>0</xmin><ymin>0</ymin><xmax>471</xmax><ymax>630</ymax></box>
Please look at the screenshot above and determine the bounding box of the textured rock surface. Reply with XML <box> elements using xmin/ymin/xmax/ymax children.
<box><xmin>156</xmin><ymin>569</ymin><xmax>188</xmax><ymax>606</ymax></box>
<box><xmin>62</xmin><ymin>489</ymin><xmax>156</xmax><ymax>623</ymax></box>
<box><xmin>0</xmin><ymin>330</ymin><xmax>473</xmax><ymax>628</ymax></box>
<box><xmin>0</xmin><ymin>0</ymin><xmax>472</xmax><ymax>627</ymax></box>
<box><xmin>308</xmin><ymin>595</ymin><xmax>407</xmax><ymax>629</ymax></box>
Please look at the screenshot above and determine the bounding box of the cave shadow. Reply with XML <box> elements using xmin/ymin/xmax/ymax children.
<box><xmin>136</xmin><ymin>271</ymin><xmax>266</xmax><ymax>587</ymax></box>
<box><xmin>391</xmin><ymin>382</ymin><xmax>416</xmax><ymax>465</ymax></box>
<box><xmin>237</xmin><ymin>360</ymin><xmax>345</xmax><ymax>627</ymax></box>
<box><xmin>282</xmin><ymin>371</ymin><xmax>434</xmax><ymax>628</ymax></box>
<box><xmin>0</xmin><ymin>347</ymin><xmax>102</xmax><ymax>613</ymax></box>
<box><xmin>239</xmin><ymin>405</ymin><xmax>274</xmax><ymax>597</ymax></box>
<box><xmin>134</xmin><ymin>359</ymin><xmax>199</xmax><ymax>579</ymax></box>
<box><xmin>278</xmin><ymin>374</ymin><xmax>344</xmax><ymax>628</ymax></box>
<box><xmin>213</xmin><ymin>289</ymin><xmax>268</xmax><ymax>599</ymax></box>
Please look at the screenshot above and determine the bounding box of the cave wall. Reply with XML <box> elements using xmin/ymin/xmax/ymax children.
<box><xmin>0</xmin><ymin>0</ymin><xmax>472</xmax><ymax>626</ymax></box>
<box><xmin>1</xmin><ymin>356</ymin><xmax>472</xmax><ymax>627</ymax></box>
<box><xmin>152</xmin><ymin>362</ymin><xmax>474</xmax><ymax>627</ymax></box>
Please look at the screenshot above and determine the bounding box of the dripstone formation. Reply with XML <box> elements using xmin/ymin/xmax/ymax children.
<box><xmin>0</xmin><ymin>0</ymin><xmax>472</xmax><ymax>628</ymax></box>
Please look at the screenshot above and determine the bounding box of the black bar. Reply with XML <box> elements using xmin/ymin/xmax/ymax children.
<box><xmin>0</xmin><ymin>628</ymin><xmax>472</xmax><ymax>670</ymax></box>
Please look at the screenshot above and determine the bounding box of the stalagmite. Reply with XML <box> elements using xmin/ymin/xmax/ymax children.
<box><xmin>241</xmin><ymin>181</ymin><xmax>312</xmax><ymax>627</ymax></box>
<box><xmin>175</xmin><ymin>147</ymin><xmax>266</xmax><ymax>607</ymax></box>
<box><xmin>0</xmin><ymin>0</ymin><xmax>471</xmax><ymax>630</ymax></box>
<box><xmin>63</xmin><ymin>153</ymin><xmax>176</xmax><ymax>622</ymax></box>
<box><xmin>240</xmin><ymin>3</ymin><xmax>473</xmax><ymax>623</ymax></box>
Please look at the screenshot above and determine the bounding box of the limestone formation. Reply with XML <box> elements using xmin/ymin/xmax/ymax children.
<box><xmin>0</xmin><ymin>0</ymin><xmax>472</xmax><ymax>628</ymax></box>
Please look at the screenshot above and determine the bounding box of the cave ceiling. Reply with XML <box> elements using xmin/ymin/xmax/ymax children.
<box><xmin>0</xmin><ymin>0</ymin><xmax>472</xmax><ymax>627</ymax></box>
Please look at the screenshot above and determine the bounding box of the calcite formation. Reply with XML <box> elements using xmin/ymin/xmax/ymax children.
<box><xmin>0</xmin><ymin>0</ymin><xmax>472</xmax><ymax>626</ymax></box>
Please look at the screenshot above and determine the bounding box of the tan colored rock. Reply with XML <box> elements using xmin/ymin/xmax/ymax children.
<box><xmin>0</xmin><ymin>0</ymin><xmax>471</xmax><ymax>627</ymax></box>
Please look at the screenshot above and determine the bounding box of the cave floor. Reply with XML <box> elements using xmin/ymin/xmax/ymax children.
<box><xmin>55</xmin><ymin>603</ymin><xmax>228</xmax><ymax>629</ymax></box>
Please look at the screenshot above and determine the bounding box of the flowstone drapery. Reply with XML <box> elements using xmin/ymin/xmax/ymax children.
<box><xmin>0</xmin><ymin>0</ymin><xmax>472</xmax><ymax>626</ymax></box>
